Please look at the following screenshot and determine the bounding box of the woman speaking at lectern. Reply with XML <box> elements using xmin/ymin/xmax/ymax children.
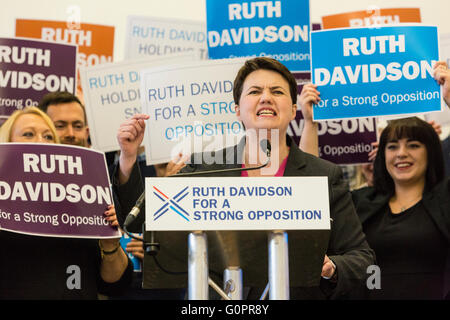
<box><xmin>112</xmin><ymin>57</ymin><xmax>375</xmax><ymax>299</ymax></box>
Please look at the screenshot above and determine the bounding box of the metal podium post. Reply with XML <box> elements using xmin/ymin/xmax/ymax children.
<box><xmin>268</xmin><ymin>231</ymin><xmax>290</xmax><ymax>300</ymax></box>
<box><xmin>224</xmin><ymin>267</ymin><xmax>243</xmax><ymax>300</ymax></box>
<box><xmin>187</xmin><ymin>231</ymin><xmax>242</xmax><ymax>300</ymax></box>
<box><xmin>187</xmin><ymin>230</ymin><xmax>290</xmax><ymax>300</ymax></box>
<box><xmin>188</xmin><ymin>231</ymin><xmax>209</xmax><ymax>299</ymax></box>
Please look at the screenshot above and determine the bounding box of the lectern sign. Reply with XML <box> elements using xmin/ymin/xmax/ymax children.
<box><xmin>145</xmin><ymin>177</ymin><xmax>330</xmax><ymax>231</ymax></box>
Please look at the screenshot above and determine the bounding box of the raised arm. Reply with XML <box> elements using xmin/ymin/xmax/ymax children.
<box><xmin>433</xmin><ymin>61</ymin><xmax>450</xmax><ymax>108</ymax></box>
<box><xmin>117</xmin><ymin>113</ymin><xmax>149</xmax><ymax>184</ymax></box>
<box><xmin>298</xmin><ymin>83</ymin><xmax>320</xmax><ymax>156</ymax></box>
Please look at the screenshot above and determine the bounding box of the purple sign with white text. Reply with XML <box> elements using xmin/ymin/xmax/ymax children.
<box><xmin>0</xmin><ymin>143</ymin><xmax>120</xmax><ymax>238</ymax></box>
<box><xmin>288</xmin><ymin>111</ymin><xmax>377</xmax><ymax>164</ymax></box>
<box><xmin>0</xmin><ymin>38</ymin><xmax>77</xmax><ymax>124</ymax></box>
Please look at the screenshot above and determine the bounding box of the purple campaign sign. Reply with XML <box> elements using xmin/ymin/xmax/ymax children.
<box><xmin>290</xmin><ymin>71</ymin><xmax>377</xmax><ymax>164</ymax></box>
<box><xmin>0</xmin><ymin>38</ymin><xmax>77</xmax><ymax>123</ymax></box>
<box><xmin>0</xmin><ymin>143</ymin><xmax>120</xmax><ymax>239</ymax></box>
<box><xmin>315</xmin><ymin>117</ymin><xmax>377</xmax><ymax>164</ymax></box>
<box><xmin>288</xmin><ymin>111</ymin><xmax>377</xmax><ymax>164</ymax></box>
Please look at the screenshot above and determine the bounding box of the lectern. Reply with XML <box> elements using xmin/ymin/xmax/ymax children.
<box><xmin>144</xmin><ymin>176</ymin><xmax>331</xmax><ymax>300</ymax></box>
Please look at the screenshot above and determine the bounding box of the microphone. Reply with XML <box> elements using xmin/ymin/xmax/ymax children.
<box><xmin>122</xmin><ymin>139</ymin><xmax>272</xmax><ymax>237</ymax></box>
<box><xmin>123</xmin><ymin>192</ymin><xmax>145</xmax><ymax>230</ymax></box>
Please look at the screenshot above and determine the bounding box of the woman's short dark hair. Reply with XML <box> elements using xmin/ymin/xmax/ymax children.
<box><xmin>373</xmin><ymin>117</ymin><xmax>444</xmax><ymax>195</ymax></box>
<box><xmin>233</xmin><ymin>57</ymin><xmax>298</xmax><ymax>105</ymax></box>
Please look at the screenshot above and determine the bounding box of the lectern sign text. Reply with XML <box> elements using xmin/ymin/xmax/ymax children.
<box><xmin>145</xmin><ymin>177</ymin><xmax>330</xmax><ymax>231</ymax></box>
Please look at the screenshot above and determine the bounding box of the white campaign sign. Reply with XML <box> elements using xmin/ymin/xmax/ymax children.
<box><xmin>125</xmin><ymin>16</ymin><xmax>208</xmax><ymax>60</ymax></box>
<box><xmin>140</xmin><ymin>58</ymin><xmax>246</xmax><ymax>165</ymax></box>
<box><xmin>80</xmin><ymin>53</ymin><xmax>195</xmax><ymax>152</ymax></box>
<box><xmin>145</xmin><ymin>177</ymin><xmax>330</xmax><ymax>231</ymax></box>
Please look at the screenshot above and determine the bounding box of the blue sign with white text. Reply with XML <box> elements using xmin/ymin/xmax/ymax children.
<box><xmin>310</xmin><ymin>25</ymin><xmax>441</xmax><ymax>120</ymax></box>
<box><xmin>206</xmin><ymin>0</ymin><xmax>311</xmax><ymax>72</ymax></box>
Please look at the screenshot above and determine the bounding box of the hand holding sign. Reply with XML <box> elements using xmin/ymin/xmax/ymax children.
<box><xmin>433</xmin><ymin>61</ymin><xmax>450</xmax><ymax>107</ymax></box>
<box><xmin>125</xmin><ymin>237</ymin><xmax>145</xmax><ymax>260</ymax></box>
<box><xmin>117</xmin><ymin>113</ymin><xmax>149</xmax><ymax>184</ymax></box>
<box><xmin>104</xmin><ymin>204</ymin><xmax>119</xmax><ymax>228</ymax></box>
<box><xmin>298</xmin><ymin>83</ymin><xmax>320</xmax><ymax>122</ymax></box>
<box><xmin>298</xmin><ymin>83</ymin><xmax>320</xmax><ymax>157</ymax></box>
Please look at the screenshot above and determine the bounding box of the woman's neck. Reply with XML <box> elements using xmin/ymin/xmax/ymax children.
<box><xmin>390</xmin><ymin>180</ymin><xmax>425</xmax><ymax>213</ymax></box>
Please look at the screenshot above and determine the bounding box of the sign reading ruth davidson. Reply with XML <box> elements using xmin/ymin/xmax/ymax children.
<box><xmin>206</xmin><ymin>0</ymin><xmax>311</xmax><ymax>72</ymax></box>
<box><xmin>0</xmin><ymin>143</ymin><xmax>120</xmax><ymax>239</ymax></box>
<box><xmin>310</xmin><ymin>25</ymin><xmax>441</xmax><ymax>120</ymax></box>
<box><xmin>0</xmin><ymin>37</ymin><xmax>77</xmax><ymax>122</ymax></box>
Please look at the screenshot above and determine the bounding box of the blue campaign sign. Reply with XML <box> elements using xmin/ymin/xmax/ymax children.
<box><xmin>120</xmin><ymin>233</ymin><xmax>142</xmax><ymax>272</ymax></box>
<box><xmin>206</xmin><ymin>0</ymin><xmax>311</xmax><ymax>72</ymax></box>
<box><xmin>310</xmin><ymin>25</ymin><xmax>441</xmax><ymax>120</ymax></box>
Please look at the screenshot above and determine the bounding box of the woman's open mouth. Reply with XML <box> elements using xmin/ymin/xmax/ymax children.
<box><xmin>256</xmin><ymin>108</ymin><xmax>277</xmax><ymax>117</ymax></box>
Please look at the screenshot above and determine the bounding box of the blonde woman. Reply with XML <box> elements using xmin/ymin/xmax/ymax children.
<box><xmin>0</xmin><ymin>106</ymin><xmax>59</xmax><ymax>143</ymax></box>
<box><xmin>0</xmin><ymin>106</ymin><xmax>132</xmax><ymax>299</ymax></box>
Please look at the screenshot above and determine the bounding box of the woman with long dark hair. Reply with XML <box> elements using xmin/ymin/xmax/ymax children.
<box><xmin>352</xmin><ymin>117</ymin><xmax>449</xmax><ymax>299</ymax></box>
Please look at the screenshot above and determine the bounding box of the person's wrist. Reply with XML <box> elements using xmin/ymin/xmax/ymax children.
<box><xmin>99</xmin><ymin>239</ymin><xmax>120</xmax><ymax>251</ymax></box>
<box><xmin>118</xmin><ymin>153</ymin><xmax>137</xmax><ymax>184</ymax></box>
<box><xmin>303</xmin><ymin>119</ymin><xmax>318</xmax><ymax>127</ymax></box>
<box><xmin>444</xmin><ymin>97</ymin><xmax>450</xmax><ymax>108</ymax></box>
<box><xmin>119</xmin><ymin>151</ymin><xmax>137</xmax><ymax>167</ymax></box>
<box><xmin>99</xmin><ymin>240</ymin><xmax>121</xmax><ymax>259</ymax></box>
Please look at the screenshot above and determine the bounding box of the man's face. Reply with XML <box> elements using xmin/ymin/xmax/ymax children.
<box><xmin>46</xmin><ymin>102</ymin><xmax>89</xmax><ymax>147</ymax></box>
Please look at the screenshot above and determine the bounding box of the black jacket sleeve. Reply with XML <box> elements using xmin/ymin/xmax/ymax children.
<box><xmin>324</xmin><ymin>165</ymin><xmax>376</xmax><ymax>299</ymax></box>
<box><xmin>111</xmin><ymin>161</ymin><xmax>145</xmax><ymax>233</ymax></box>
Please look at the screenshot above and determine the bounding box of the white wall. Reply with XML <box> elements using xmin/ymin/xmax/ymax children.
<box><xmin>1</xmin><ymin>0</ymin><xmax>449</xmax><ymax>62</ymax></box>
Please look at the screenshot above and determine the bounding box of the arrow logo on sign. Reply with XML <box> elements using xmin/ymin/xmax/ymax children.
<box><xmin>152</xmin><ymin>186</ymin><xmax>190</xmax><ymax>222</ymax></box>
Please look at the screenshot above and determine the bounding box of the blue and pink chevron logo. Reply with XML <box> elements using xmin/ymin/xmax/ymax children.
<box><xmin>152</xmin><ymin>185</ymin><xmax>190</xmax><ymax>222</ymax></box>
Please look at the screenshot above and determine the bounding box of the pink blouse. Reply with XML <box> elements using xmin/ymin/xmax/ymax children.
<box><xmin>241</xmin><ymin>156</ymin><xmax>289</xmax><ymax>177</ymax></box>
